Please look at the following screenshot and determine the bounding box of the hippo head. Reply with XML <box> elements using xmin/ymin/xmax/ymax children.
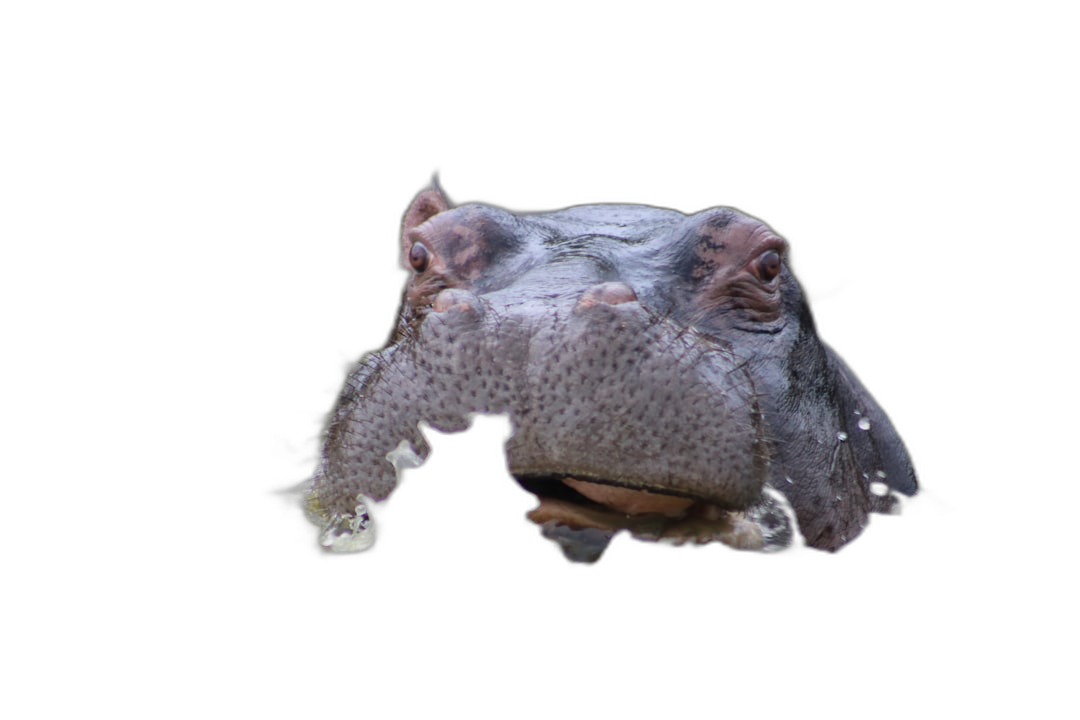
<box><xmin>305</xmin><ymin>183</ymin><xmax>917</xmax><ymax>560</ymax></box>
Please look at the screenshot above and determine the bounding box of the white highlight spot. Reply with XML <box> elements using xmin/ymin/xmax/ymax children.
<box><xmin>858</xmin><ymin>417</ymin><xmax>871</xmax><ymax>431</ymax></box>
<box><xmin>870</xmin><ymin>481</ymin><xmax>890</xmax><ymax>497</ymax></box>
<box><xmin>386</xmin><ymin>440</ymin><xmax>423</xmax><ymax>473</ymax></box>
<box><xmin>836</xmin><ymin>431</ymin><xmax>848</xmax><ymax>441</ymax></box>
<box><xmin>319</xmin><ymin>496</ymin><xmax>376</xmax><ymax>552</ymax></box>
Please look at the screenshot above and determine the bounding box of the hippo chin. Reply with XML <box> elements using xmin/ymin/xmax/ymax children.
<box><xmin>304</xmin><ymin>182</ymin><xmax>917</xmax><ymax>560</ymax></box>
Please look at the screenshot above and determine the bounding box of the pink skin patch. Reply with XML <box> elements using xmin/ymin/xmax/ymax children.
<box><xmin>562</xmin><ymin>476</ymin><xmax>694</xmax><ymax>517</ymax></box>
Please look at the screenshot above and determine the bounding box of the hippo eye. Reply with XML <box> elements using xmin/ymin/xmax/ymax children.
<box><xmin>408</xmin><ymin>242</ymin><xmax>430</xmax><ymax>272</ymax></box>
<box><xmin>756</xmin><ymin>250</ymin><xmax>782</xmax><ymax>282</ymax></box>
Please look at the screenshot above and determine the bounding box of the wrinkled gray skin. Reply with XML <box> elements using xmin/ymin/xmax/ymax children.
<box><xmin>306</xmin><ymin>184</ymin><xmax>917</xmax><ymax>559</ymax></box>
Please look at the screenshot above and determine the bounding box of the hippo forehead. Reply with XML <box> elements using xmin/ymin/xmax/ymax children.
<box><xmin>307</xmin><ymin>186</ymin><xmax>918</xmax><ymax>558</ymax></box>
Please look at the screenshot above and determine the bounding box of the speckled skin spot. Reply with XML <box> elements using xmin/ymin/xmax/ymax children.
<box><xmin>306</xmin><ymin>183</ymin><xmax>917</xmax><ymax>558</ymax></box>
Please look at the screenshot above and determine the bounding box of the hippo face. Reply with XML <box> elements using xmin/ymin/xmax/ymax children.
<box><xmin>305</xmin><ymin>183</ymin><xmax>917</xmax><ymax>560</ymax></box>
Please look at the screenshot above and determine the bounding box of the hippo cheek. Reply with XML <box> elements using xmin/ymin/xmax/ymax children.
<box><xmin>309</xmin><ymin>301</ymin><xmax>507</xmax><ymax>554</ymax></box>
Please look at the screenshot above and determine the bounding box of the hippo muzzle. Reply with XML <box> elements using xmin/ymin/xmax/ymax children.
<box><xmin>305</xmin><ymin>183</ymin><xmax>917</xmax><ymax>560</ymax></box>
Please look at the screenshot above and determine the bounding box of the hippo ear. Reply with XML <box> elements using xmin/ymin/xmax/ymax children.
<box><xmin>406</xmin><ymin>183</ymin><xmax>455</xmax><ymax>231</ymax></box>
<box><xmin>760</xmin><ymin>317</ymin><xmax>920</xmax><ymax>552</ymax></box>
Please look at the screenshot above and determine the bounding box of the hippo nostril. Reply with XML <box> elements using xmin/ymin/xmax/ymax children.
<box><xmin>575</xmin><ymin>282</ymin><xmax>638</xmax><ymax>311</ymax></box>
<box><xmin>432</xmin><ymin>288</ymin><xmax>482</xmax><ymax>316</ymax></box>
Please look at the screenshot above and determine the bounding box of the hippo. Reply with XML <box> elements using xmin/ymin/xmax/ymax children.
<box><xmin>304</xmin><ymin>182</ymin><xmax>917</xmax><ymax>560</ymax></box>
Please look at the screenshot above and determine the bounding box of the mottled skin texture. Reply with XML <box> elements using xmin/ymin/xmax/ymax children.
<box><xmin>307</xmin><ymin>184</ymin><xmax>917</xmax><ymax>559</ymax></box>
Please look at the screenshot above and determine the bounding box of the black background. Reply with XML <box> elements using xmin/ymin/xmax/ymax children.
<box><xmin>203</xmin><ymin>91</ymin><xmax>1019</xmax><ymax>664</ymax></box>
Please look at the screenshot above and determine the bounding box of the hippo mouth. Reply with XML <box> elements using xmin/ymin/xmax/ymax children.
<box><xmin>513</xmin><ymin>472</ymin><xmax>792</xmax><ymax>561</ymax></box>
